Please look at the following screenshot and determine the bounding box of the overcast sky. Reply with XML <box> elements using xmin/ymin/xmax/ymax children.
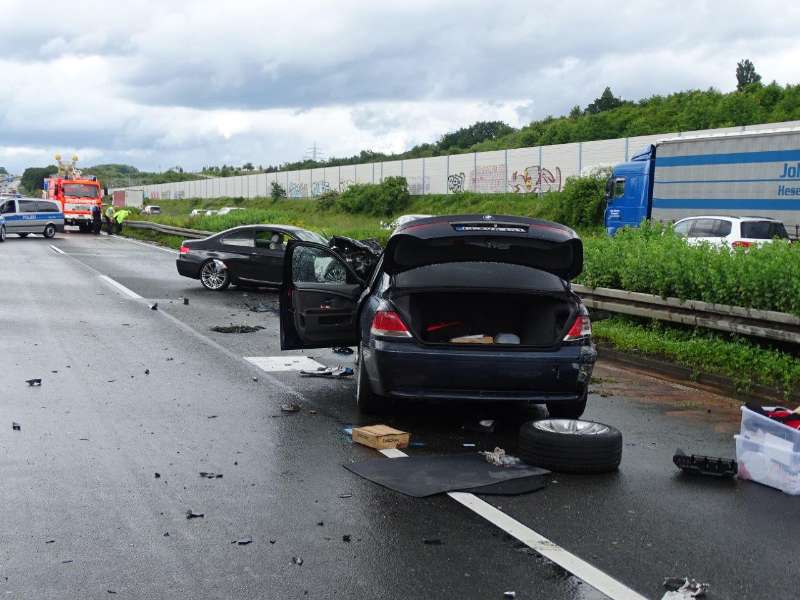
<box><xmin>1</xmin><ymin>0</ymin><xmax>798</xmax><ymax>173</ymax></box>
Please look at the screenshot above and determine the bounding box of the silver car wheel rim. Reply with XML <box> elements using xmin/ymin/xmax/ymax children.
<box><xmin>533</xmin><ymin>419</ymin><xmax>609</xmax><ymax>435</ymax></box>
<box><xmin>201</xmin><ymin>262</ymin><xmax>226</xmax><ymax>289</ymax></box>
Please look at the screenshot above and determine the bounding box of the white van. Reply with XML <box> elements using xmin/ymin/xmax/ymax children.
<box><xmin>0</xmin><ymin>197</ymin><xmax>64</xmax><ymax>239</ymax></box>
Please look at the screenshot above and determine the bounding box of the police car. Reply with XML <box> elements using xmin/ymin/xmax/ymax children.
<box><xmin>0</xmin><ymin>197</ymin><xmax>65</xmax><ymax>240</ymax></box>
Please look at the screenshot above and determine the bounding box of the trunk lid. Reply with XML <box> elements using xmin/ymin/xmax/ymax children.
<box><xmin>383</xmin><ymin>215</ymin><xmax>583</xmax><ymax>280</ymax></box>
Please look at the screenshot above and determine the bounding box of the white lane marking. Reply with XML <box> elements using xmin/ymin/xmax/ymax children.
<box><xmin>112</xmin><ymin>234</ymin><xmax>177</xmax><ymax>255</ymax></box>
<box><xmin>379</xmin><ymin>448</ymin><xmax>409</xmax><ymax>459</ymax></box>
<box><xmin>379</xmin><ymin>449</ymin><xmax>645</xmax><ymax>600</ymax></box>
<box><xmin>49</xmin><ymin>244</ymin><xmax>65</xmax><ymax>255</ymax></box>
<box><xmin>245</xmin><ymin>356</ymin><xmax>326</xmax><ymax>372</ymax></box>
<box><xmin>98</xmin><ymin>275</ymin><xmax>143</xmax><ymax>300</ymax></box>
<box><xmin>448</xmin><ymin>493</ymin><xmax>647</xmax><ymax>600</ymax></box>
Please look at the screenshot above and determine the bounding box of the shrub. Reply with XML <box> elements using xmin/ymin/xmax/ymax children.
<box><xmin>271</xmin><ymin>181</ymin><xmax>287</xmax><ymax>201</ymax></box>
<box><xmin>317</xmin><ymin>189</ymin><xmax>340</xmax><ymax>210</ymax></box>
<box><xmin>338</xmin><ymin>176</ymin><xmax>410</xmax><ymax>217</ymax></box>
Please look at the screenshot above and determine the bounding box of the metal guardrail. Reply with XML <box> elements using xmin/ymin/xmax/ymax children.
<box><xmin>574</xmin><ymin>284</ymin><xmax>800</xmax><ymax>345</ymax></box>
<box><xmin>125</xmin><ymin>220</ymin><xmax>213</xmax><ymax>239</ymax></box>
<box><xmin>123</xmin><ymin>220</ymin><xmax>800</xmax><ymax>345</ymax></box>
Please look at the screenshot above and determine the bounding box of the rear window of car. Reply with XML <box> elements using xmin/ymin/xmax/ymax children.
<box><xmin>688</xmin><ymin>219</ymin><xmax>731</xmax><ymax>237</ymax></box>
<box><xmin>741</xmin><ymin>221</ymin><xmax>788</xmax><ymax>239</ymax></box>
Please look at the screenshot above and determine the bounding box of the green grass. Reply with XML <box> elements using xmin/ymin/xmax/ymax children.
<box><xmin>122</xmin><ymin>227</ymin><xmax>184</xmax><ymax>250</ymax></box>
<box><xmin>594</xmin><ymin>316</ymin><xmax>800</xmax><ymax>397</ymax></box>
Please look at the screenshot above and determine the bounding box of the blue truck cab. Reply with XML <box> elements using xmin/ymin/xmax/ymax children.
<box><xmin>604</xmin><ymin>145</ymin><xmax>655</xmax><ymax>235</ymax></box>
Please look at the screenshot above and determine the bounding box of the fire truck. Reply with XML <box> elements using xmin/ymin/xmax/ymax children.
<box><xmin>43</xmin><ymin>154</ymin><xmax>103</xmax><ymax>232</ymax></box>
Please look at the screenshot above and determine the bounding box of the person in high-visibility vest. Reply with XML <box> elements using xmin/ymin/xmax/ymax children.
<box><xmin>104</xmin><ymin>205</ymin><xmax>115</xmax><ymax>235</ymax></box>
<box><xmin>113</xmin><ymin>209</ymin><xmax>130</xmax><ymax>234</ymax></box>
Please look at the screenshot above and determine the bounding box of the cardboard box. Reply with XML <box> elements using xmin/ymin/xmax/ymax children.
<box><xmin>352</xmin><ymin>425</ymin><xmax>410</xmax><ymax>450</ymax></box>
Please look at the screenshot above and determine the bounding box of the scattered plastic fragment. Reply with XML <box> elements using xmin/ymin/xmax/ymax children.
<box><xmin>481</xmin><ymin>447</ymin><xmax>522</xmax><ymax>467</ymax></box>
<box><xmin>281</xmin><ymin>403</ymin><xmax>301</xmax><ymax>413</ymax></box>
<box><xmin>61</xmin><ymin>560</ymin><xmax>73</xmax><ymax>564</ymax></box>
<box><xmin>292</xmin><ymin>556</ymin><xmax>303</xmax><ymax>565</ymax></box>
<box><xmin>185</xmin><ymin>510</ymin><xmax>205</xmax><ymax>519</ymax></box>
<box><xmin>144</xmin><ymin>369</ymin><xmax>150</xmax><ymax>375</ymax></box>
<box><xmin>12</xmin><ymin>422</ymin><xmax>21</xmax><ymax>431</ymax></box>
<box><xmin>673</xmin><ymin>449</ymin><xmax>737</xmax><ymax>478</ymax></box>
<box><xmin>462</xmin><ymin>443</ymin><xmax>476</xmax><ymax>448</ymax></box>
<box><xmin>317</xmin><ymin>521</ymin><xmax>324</xmax><ymax>526</ymax></box>
<box><xmin>183</xmin><ymin>297</ymin><xmax>189</xmax><ymax>305</ymax></box>
<box><xmin>423</xmin><ymin>538</ymin><xmax>443</xmax><ymax>545</ymax></box>
<box><xmin>45</xmin><ymin>540</ymin><xmax>55</xmax><ymax>544</ymax></box>
<box><xmin>199</xmin><ymin>472</ymin><xmax>223</xmax><ymax>479</ymax></box>
<box><xmin>247</xmin><ymin>303</ymin><xmax>278</xmax><ymax>314</ymax></box>
<box><xmin>332</xmin><ymin>347</ymin><xmax>354</xmax><ymax>355</ymax></box>
<box><xmin>252</xmin><ymin>377</ymin><xmax>258</xmax><ymax>382</ymax></box>
<box><xmin>299</xmin><ymin>366</ymin><xmax>353</xmax><ymax>379</ymax></box>
<box><xmin>107</xmin><ymin>590</ymin><xmax>117</xmax><ymax>594</ymax></box>
<box><xmin>343</xmin><ymin>427</ymin><xmax>353</xmax><ymax>436</ymax></box>
<box><xmin>338</xmin><ymin>494</ymin><xmax>352</xmax><ymax>499</ymax></box>
<box><xmin>662</xmin><ymin>577</ymin><xmax>709</xmax><ymax>599</ymax></box>
<box><xmin>26</xmin><ymin>378</ymin><xmax>42</xmax><ymax>386</ymax></box>
<box><xmin>504</xmin><ymin>592</ymin><xmax>516</xmax><ymax>599</ymax></box>
<box><xmin>211</xmin><ymin>325</ymin><xmax>264</xmax><ymax>334</ymax></box>
<box><xmin>232</xmin><ymin>538</ymin><xmax>252</xmax><ymax>545</ymax></box>
<box><xmin>150</xmin><ymin>303</ymin><xmax>158</xmax><ymax>311</ymax></box>
<box><xmin>207</xmin><ymin>415</ymin><xmax>218</xmax><ymax>419</ymax></box>
<box><xmin>163</xmin><ymin>532</ymin><xmax>169</xmax><ymax>537</ymax></box>
<box><xmin>269</xmin><ymin>539</ymin><xmax>276</xmax><ymax>544</ymax></box>
<box><xmin>154</xmin><ymin>473</ymin><xmax>161</xmax><ymax>479</ymax></box>
<box><xmin>342</xmin><ymin>534</ymin><xmax>351</xmax><ymax>542</ymax></box>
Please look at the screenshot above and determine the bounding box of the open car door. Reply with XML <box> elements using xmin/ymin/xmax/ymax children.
<box><xmin>280</xmin><ymin>241</ymin><xmax>364</xmax><ymax>350</ymax></box>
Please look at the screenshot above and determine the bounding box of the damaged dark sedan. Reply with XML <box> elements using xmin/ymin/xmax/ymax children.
<box><xmin>280</xmin><ymin>215</ymin><xmax>596</xmax><ymax>416</ymax></box>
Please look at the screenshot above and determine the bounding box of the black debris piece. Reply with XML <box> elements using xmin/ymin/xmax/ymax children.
<box><xmin>154</xmin><ymin>472</ymin><xmax>161</xmax><ymax>479</ymax></box>
<box><xmin>61</xmin><ymin>560</ymin><xmax>73</xmax><ymax>564</ymax></box>
<box><xmin>338</xmin><ymin>494</ymin><xmax>352</xmax><ymax>499</ymax></box>
<box><xmin>51</xmin><ymin>370</ymin><xmax>58</xmax><ymax>374</ymax></box>
<box><xmin>45</xmin><ymin>540</ymin><xmax>55</xmax><ymax>544</ymax></box>
<box><xmin>150</xmin><ymin>303</ymin><xmax>158</xmax><ymax>310</ymax></box>
<box><xmin>79</xmin><ymin>438</ymin><xmax>90</xmax><ymax>441</ymax></box>
<box><xmin>280</xmin><ymin>403</ymin><xmax>301</xmax><ymax>413</ymax></box>
<box><xmin>144</xmin><ymin>369</ymin><xmax>150</xmax><ymax>375</ymax></box>
<box><xmin>332</xmin><ymin>346</ymin><xmax>354</xmax><ymax>355</ymax></box>
<box><xmin>107</xmin><ymin>590</ymin><xmax>117</xmax><ymax>594</ymax></box>
<box><xmin>269</xmin><ymin>539</ymin><xmax>276</xmax><ymax>544</ymax></box>
<box><xmin>199</xmin><ymin>472</ymin><xmax>223</xmax><ymax>479</ymax></box>
<box><xmin>183</xmin><ymin>297</ymin><xmax>189</xmax><ymax>305</ymax></box>
<box><xmin>163</xmin><ymin>532</ymin><xmax>170</xmax><ymax>537</ymax></box>
<box><xmin>207</xmin><ymin>415</ymin><xmax>218</xmax><ymax>419</ymax></box>
<box><xmin>232</xmin><ymin>538</ymin><xmax>252</xmax><ymax>545</ymax></box>
<box><xmin>185</xmin><ymin>510</ymin><xmax>205</xmax><ymax>519</ymax></box>
<box><xmin>663</xmin><ymin>577</ymin><xmax>709</xmax><ymax>597</ymax></box>
<box><xmin>12</xmin><ymin>422</ymin><xmax>21</xmax><ymax>431</ymax></box>
<box><xmin>423</xmin><ymin>538</ymin><xmax>443</xmax><ymax>546</ymax></box>
<box><xmin>673</xmin><ymin>449</ymin><xmax>737</xmax><ymax>478</ymax></box>
<box><xmin>210</xmin><ymin>325</ymin><xmax>264</xmax><ymax>334</ymax></box>
<box><xmin>234</xmin><ymin>461</ymin><xmax>238</xmax><ymax>466</ymax></box>
<box><xmin>342</xmin><ymin>535</ymin><xmax>351</xmax><ymax>542</ymax></box>
<box><xmin>317</xmin><ymin>521</ymin><xmax>324</xmax><ymax>527</ymax></box>
<box><xmin>26</xmin><ymin>378</ymin><xmax>42</xmax><ymax>387</ymax></box>
<box><xmin>292</xmin><ymin>556</ymin><xmax>303</xmax><ymax>565</ymax></box>
<box><xmin>504</xmin><ymin>592</ymin><xmax>516</xmax><ymax>599</ymax></box>
<box><xmin>252</xmin><ymin>377</ymin><xmax>258</xmax><ymax>382</ymax></box>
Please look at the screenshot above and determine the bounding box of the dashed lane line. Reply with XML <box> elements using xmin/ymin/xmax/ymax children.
<box><xmin>98</xmin><ymin>274</ymin><xmax>143</xmax><ymax>299</ymax></box>
<box><xmin>48</xmin><ymin>244</ymin><xmax>65</xmax><ymax>254</ymax></box>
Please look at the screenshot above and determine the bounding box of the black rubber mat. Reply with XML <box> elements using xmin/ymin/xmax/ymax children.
<box><xmin>344</xmin><ymin>453</ymin><xmax>549</xmax><ymax>497</ymax></box>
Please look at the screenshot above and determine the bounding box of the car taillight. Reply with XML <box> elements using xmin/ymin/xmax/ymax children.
<box><xmin>563</xmin><ymin>314</ymin><xmax>592</xmax><ymax>342</ymax></box>
<box><xmin>732</xmin><ymin>241</ymin><xmax>752</xmax><ymax>248</ymax></box>
<box><xmin>179</xmin><ymin>245</ymin><xmax>190</xmax><ymax>254</ymax></box>
<box><xmin>371</xmin><ymin>310</ymin><xmax>412</xmax><ymax>338</ymax></box>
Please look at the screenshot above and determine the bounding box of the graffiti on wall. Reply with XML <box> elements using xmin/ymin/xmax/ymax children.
<box><xmin>311</xmin><ymin>180</ymin><xmax>331</xmax><ymax>196</ymax></box>
<box><xmin>338</xmin><ymin>179</ymin><xmax>355</xmax><ymax>192</ymax></box>
<box><xmin>447</xmin><ymin>172</ymin><xmax>466</xmax><ymax>193</ymax></box>
<box><xmin>472</xmin><ymin>165</ymin><xmax>506</xmax><ymax>193</ymax></box>
<box><xmin>406</xmin><ymin>176</ymin><xmax>430</xmax><ymax>195</ymax></box>
<box><xmin>510</xmin><ymin>166</ymin><xmax>562</xmax><ymax>194</ymax></box>
<box><xmin>288</xmin><ymin>182</ymin><xmax>308</xmax><ymax>198</ymax></box>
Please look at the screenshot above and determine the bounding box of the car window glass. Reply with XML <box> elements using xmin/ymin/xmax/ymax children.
<box><xmin>221</xmin><ymin>232</ymin><xmax>255</xmax><ymax>247</ymax></box>
<box><xmin>292</xmin><ymin>245</ymin><xmax>356</xmax><ymax>284</ymax></box>
<box><xmin>673</xmin><ymin>220</ymin><xmax>692</xmax><ymax>236</ymax></box>
<box><xmin>255</xmin><ymin>229</ymin><xmax>286</xmax><ymax>250</ymax></box>
<box><xmin>688</xmin><ymin>219</ymin><xmax>717</xmax><ymax>237</ymax></box>
<box><xmin>37</xmin><ymin>201</ymin><xmax>58</xmax><ymax>212</ymax></box>
<box><xmin>20</xmin><ymin>200</ymin><xmax>39</xmax><ymax>213</ymax></box>
<box><xmin>613</xmin><ymin>178</ymin><xmax>625</xmax><ymax>197</ymax></box>
<box><xmin>0</xmin><ymin>201</ymin><xmax>14</xmax><ymax>214</ymax></box>
<box><xmin>714</xmin><ymin>220</ymin><xmax>732</xmax><ymax>236</ymax></box>
<box><xmin>741</xmin><ymin>221</ymin><xmax>789</xmax><ymax>239</ymax></box>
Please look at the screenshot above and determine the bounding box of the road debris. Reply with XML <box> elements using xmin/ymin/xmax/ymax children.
<box><xmin>503</xmin><ymin>592</ymin><xmax>516</xmax><ymax>599</ymax></box>
<box><xmin>144</xmin><ymin>369</ymin><xmax>150</xmax><ymax>375</ymax></box>
<box><xmin>332</xmin><ymin>346</ymin><xmax>354</xmax><ymax>355</ymax></box>
<box><xmin>662</xmin><ymin>577</ymin><xmax>709</xmax><ymax>599</ymax></box>
<box><xmin>481</xmin><ymin>447</ymin><xmax>522</xmax><ymax>467</ymax></box>
<box><xmin>199</xmin><ymin>472</ymin><xmax>223</xmax><ymax>479</ymax></box>
<box><xmin>150</xmin><ymin>303</ymin><xmax>158</xmax><ymax>310</ymax></box>
<box><xmin>338</xmin><ymin>494</ymin><xmax>352</xmax><ymax>499</ymax></box>
<box><xmin>45</xmin><ymin>539</ymin><xmax>55</xmax><ymax>544</ymax></box>
<box><xmin>185</xmin><ymin>510</ymin><xmax>205</xmax><ymax>519</ymax></box>
<box><xmin>280</xmin><ymin>403</ymin><xmax>301</xmax><ymax>413</ymax></box>
<box><xmin>154</xmin><ymin>472</ymin><xmax>161</xmax><ymax>479</ymax></box>
<box><xmin>299</xmin><ymin>366</ymin><xmax>353</xmax><ymax>379</ymax></box>
<box><xmin>232</xmin><ymin>537</ymin><xmax>252</xmax><ymax>545</ymax></box>
<box><xmin>673</xmin><ymin>449</ymin><xmax>737</xmax><ymax>478</ymax></box>
<box><xmin>462</xmin><ymin>443</ymin><xmax>476</xmax><ymax>448</ymax></box>
<box><xmin>423</xmin><ymin>538</ymin><xmax>443</xmax><ymax>545</ymax></box>
<box><xmin>342</xmin><ymin>534</ymin><xmax>351</xmax><ymax>542</ymax></box>
<box><xmin>246</xmin><ymin>302</ymin><xmax>278</xmax><ymax>314</ymax></box>
<box><xmin>12</xmin><ymin>422</ymin><xmax>21</xmax><ymax>431</ymax></box>
<box><xmin>292</xmin><ymin>556</ymin><xmax>303</xmax><ymax>565</ymax></box>
<box><xmin>352</xmin><ymin>425</ymin><xmax>410</xmax><ymax>450</ymax></box>
<box><xmin>26</xmin><ymin>378</ymin><xmax>42</xmax><ymax>386</ymax></box>
<box><xmin>183</xmin><ymin>297</ymin><xmax>189</xmax><ymax>305</ymax></box>
<box><xmin>210</xmin><ymin>325</ymin><xmax>264</xmax><ymax>334</ymax></box>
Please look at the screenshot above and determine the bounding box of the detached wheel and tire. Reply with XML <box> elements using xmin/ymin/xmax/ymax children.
<box><xmin>43</xmin><ymin>224</ymin><xmax>56</xmax><ymax>239</ymax></box>
<box><xmin>519</xmin><ymin>419</ymin><xmax>622</xmax><ymax>473</ymax></box>
<box><xmin>356</xmin><ymin>344</ymin><xmax>387</xmax><ymax>414</ymax></box>
<box><xmin>200</xmin><ymin>260</ymin><xmax>230</xmax><ymax>291</ymax></box>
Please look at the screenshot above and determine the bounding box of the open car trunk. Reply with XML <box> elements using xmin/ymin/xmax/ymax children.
<box><xmin>392</xmin><ymin>291</ymin><xmax>578</xmax><ymax>348</ymax></box>
<box><xmin>387</xmin><ymin>263</ymin><xmax>580</xmax><ymax>349</ymax></box>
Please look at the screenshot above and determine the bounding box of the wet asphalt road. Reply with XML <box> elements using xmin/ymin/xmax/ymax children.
<box><xmin>1</xmin><ymin>232</ymin><xmax>798</xmax><ymax>600</ymax></box>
